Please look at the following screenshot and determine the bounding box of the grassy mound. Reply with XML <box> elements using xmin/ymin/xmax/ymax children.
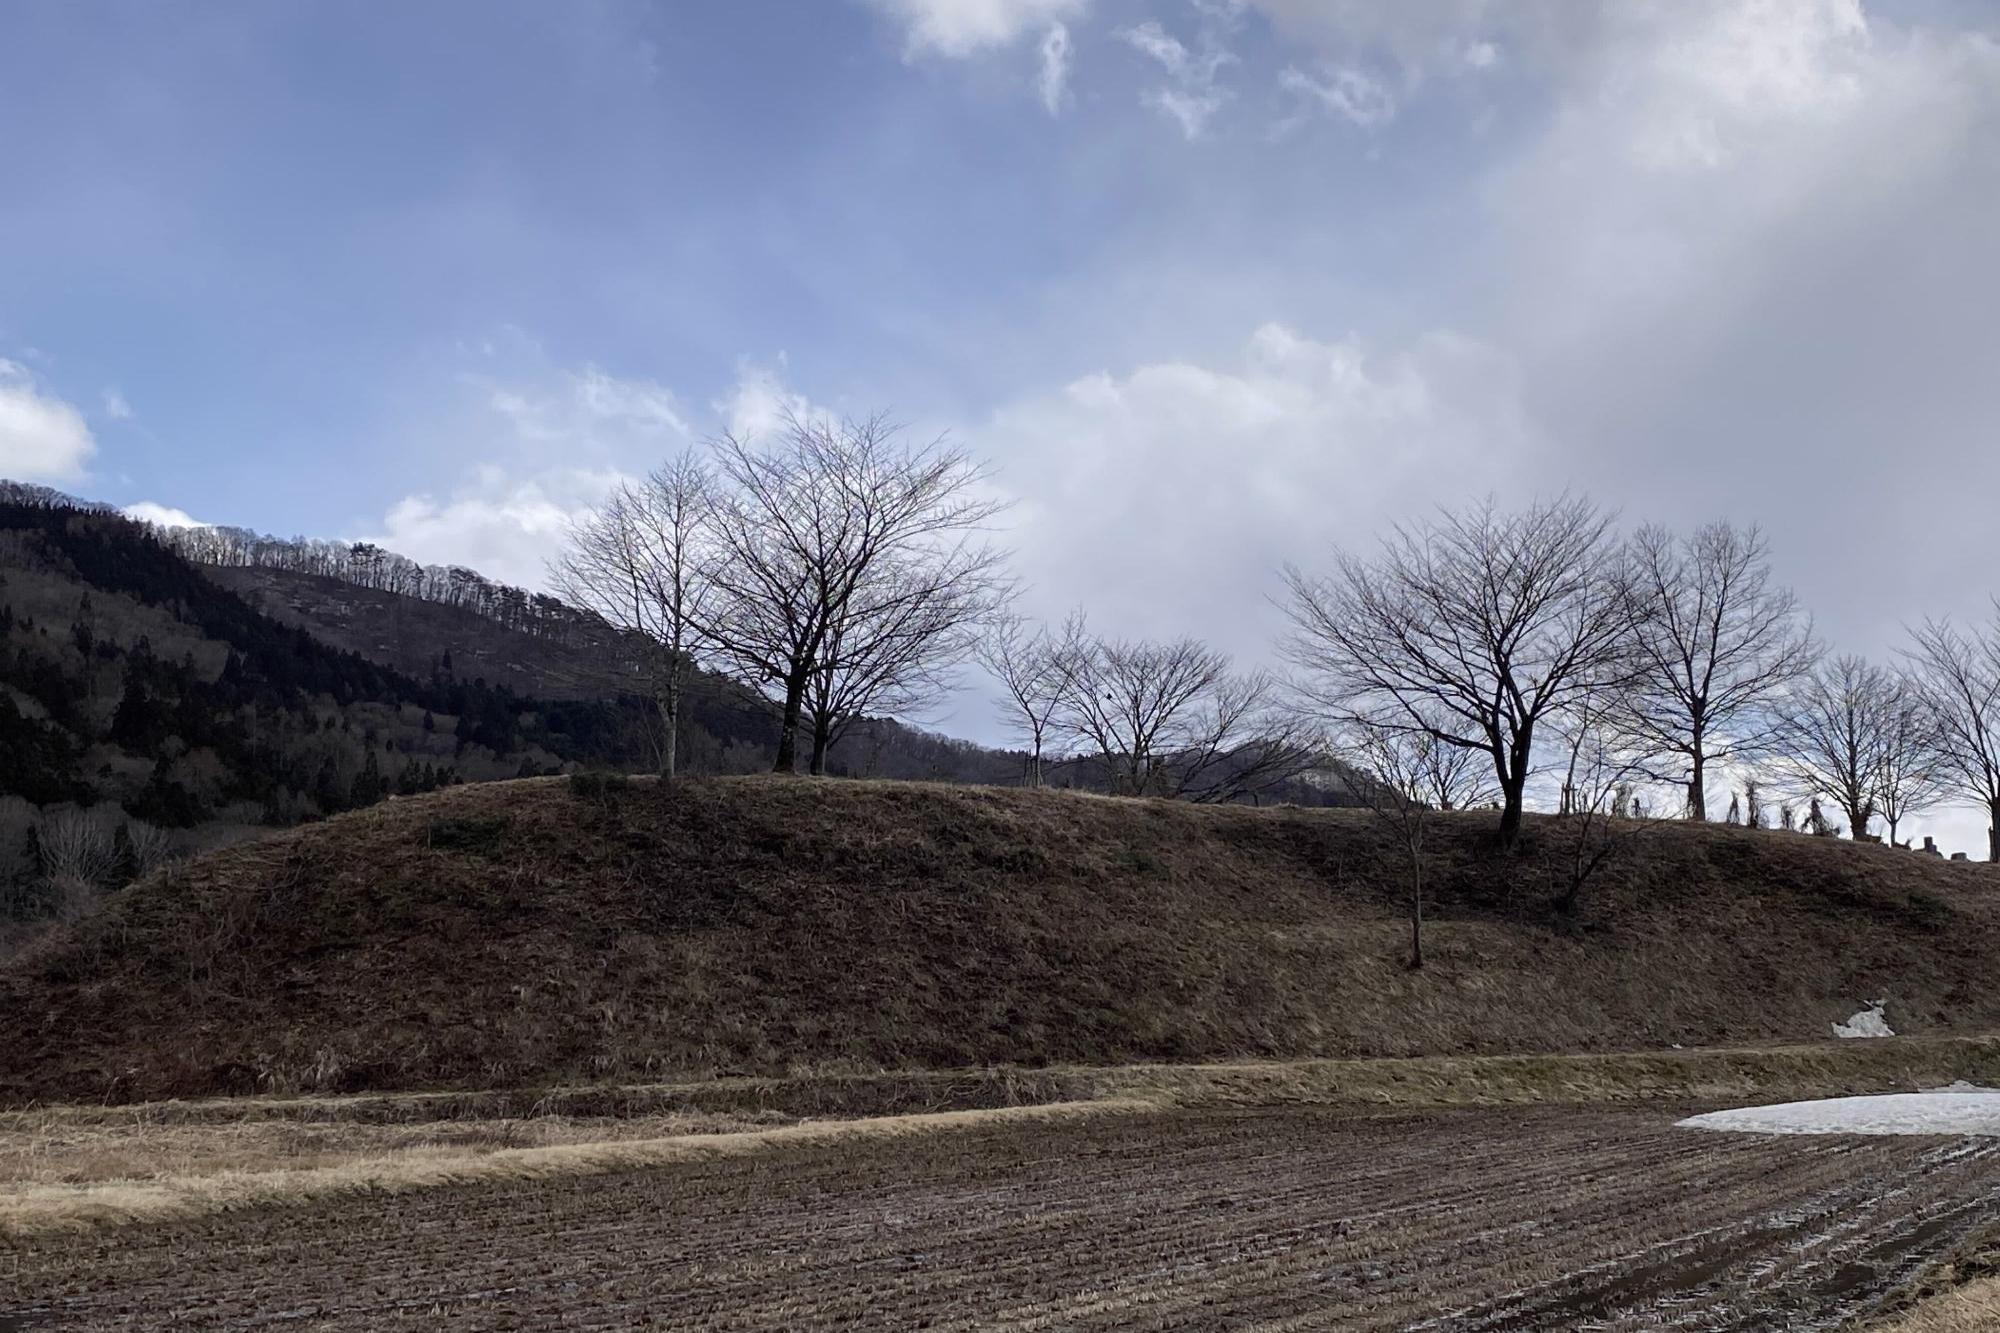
<box><xmin>5</xmin><ymin>776</ymin><xmax>1999</xmax><ymax>1103</ymax></box>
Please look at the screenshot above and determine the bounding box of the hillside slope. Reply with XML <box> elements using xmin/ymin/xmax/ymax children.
<box><xmin>0</xmin><ymin>499</ymin><xmax>656</xmax><ymax>846</ymax></box>
<box><xmin>203</xmin><ymin>565</ymin><xmax>1032</xmax><ymax>785</ymax></box>
<box><xmin>6</xmin><ymin>777</ymin><xmax>1999</xmax><ymax>1104</ymax></box>
<box><xmin>206</xmin><ymin>564</ymin><xmax>651</xmax><ymax>703</ymax></box>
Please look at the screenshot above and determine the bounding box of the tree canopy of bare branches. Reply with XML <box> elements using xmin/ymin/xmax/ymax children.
<box><xmin>1873</xmin><ymin>686</ymin><xmax>1949</xmax><ymax>846</ymax></box>
<box><xmin>1341</xmin><ymin>714</ymin><xmax>1442</xmax><ymax>969</ymax></box>
<box><xmin>978</xmin><ymin>613</ymin><xmax>1074</xmax><ymax>787</ymax></box>
<box><xmin>548</xmin><ymin>452</ymin><xmax>713</xmax><ymax>777</ymax></box>
<box><xmin>1549</xmin><ymin>678</ymin><xmax>1667</xmax><ymax>912</ymax></box>
<box><xmin>1052</xmin><ymin>623</ymin><xmax>1312</xmax><ymax>802</ymax></box>
<box><xmin>803</xmin><ymin>549</ymin><xmax>1005</xmax><ymax>773</ymax></box>
<box><xmin>1618</xmin><ymin>521</ymin><xmax>1818</xmax><ymax>820</ymax></box>
<box><xmin>1772</xmin><ymin>654</ymin><xmax>1904</xmax><ymax>841</ymax></box>
<box><xmin>1905</xmin><ymin>609</ymin><xmax>2000</xmax><ymax>860</ymax></box>
<box><xmin>701</xmin><ymin>412</ymin><xmax>1009</xmax><ymax>774</ymax></box>
<box><xmin>1281</xmin><ymin>494</ymin><xmax>1629</xmax><ymax>848</ymax></box>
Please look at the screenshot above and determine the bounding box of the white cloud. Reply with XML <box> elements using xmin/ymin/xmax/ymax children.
<box><xmin>1301</xmin><ymin>0</ymin><xmax>2000</xmax><ymax>854</ymax></box>
<box><xmin>122</xmin><ymin>501</ymin><xmax>205</xmax><ymax>529</ymax></box>
<box><xmin>1142</xmin><ymin>86</ymin><xmax>1228</xmax><ymax>139</ymax></box>
<box><xmin>1118</xmin><ymin>16</ymin><xmax>1239</xmax><ymax>138</ymax></box>
<box><xmin>360</xmin><ymin>353</ymin><xmax>700</xmax><ymax>589</ymax></box>
<box><xmin>974</xmin><ymin>323</ymin><xmax>1528</xmax><ymax>655</ymax></box>
<box><xmin>715</xmin><ymin>355</ymin><xmax>825</xmax><ymax>439</ymax></box>
<box><xmin>365</xmin><ymin>466</ymin><xmax>627</xmax><ymax>590</ymax></box>
<box><xmin>367</xmin><ymin>353</ymin><xmax>837</xmax><ymax>594</ymax></box>
<box><xmin>1038</xmin><ymin>21</ymin><xmax>1073</xmax><ymax>114</ymax></box>
<box><xmin>0</xmin><ymin>360</ymin><xmax>96</xmax><ymax>483</ymax></box>
<box><xmin>485</xmin><ymin>365</ymin><xmax>687</xmax><ymax>446</ymax></box>
<box><xmin>101</xmin><ymin>388</ymin><xmax>133</xmax><ymax>420</ymax></box>
<box><xmin>867</xmin><ymin>0</ymin><xmax>1086</xmax><ymax>58</ymax></box>
<box><xmin>1279</xmin><ymin>62</ymin><xmax>1395</xmax><ymax>128</ymax></box>
<box><xmin>1248</xmin><ymin>0</ymin><xmax>1567</xmax><ymax>84</ymax></box>
<box><xmin>1119</xmin><ymin>20</ymin><xmax>1195</xmax><ymax>76</ymax></box>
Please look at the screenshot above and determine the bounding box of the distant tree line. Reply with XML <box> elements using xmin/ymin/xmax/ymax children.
<box><xmin>1271</xmin><ymin>493</ymin><xmax>2000</xmax><ymax>862</ymax></box>
<box><xmin>4</xmin><ymin>477</ymin><xmax>608</xmax><ymax>645</ymax></box>
<box><xmin>160</xmin><ymin>525</ymin><xmax>597</xmax><ymax>643</ymax></box>
<box><xmin>549</xmin><ymin>414</ymin><xmax>1344</xmax><ymax>807</ymax></box>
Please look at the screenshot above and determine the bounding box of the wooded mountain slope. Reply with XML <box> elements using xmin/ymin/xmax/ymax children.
<box><xmin>5</xmin><ymin>776</ymin><xmax>1996</xmax><ymax>1104</ymax></box>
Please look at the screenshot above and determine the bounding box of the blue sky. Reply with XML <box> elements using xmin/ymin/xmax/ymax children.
<box><xmin>2</xmin><ymin>0</ymin><xmax>1513</xmax><ymax>537</ymax></box>
<box><xmin>6</xmin><ymin>0</ymin><xmax>2000</xmax><ymax>842</ymax></box>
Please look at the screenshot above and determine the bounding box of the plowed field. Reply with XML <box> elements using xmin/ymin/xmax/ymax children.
<box><xmin>7</xmin><ymin>1105</ymin><xmax>1998</xmax><ymax>1330</ymax></box>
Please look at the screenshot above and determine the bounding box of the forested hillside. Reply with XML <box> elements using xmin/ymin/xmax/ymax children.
<box><xmin>0</xmin><ymin>496</ymin><xmax>671</xmax><ymax>925</ymax></box>
<box><xmin>199</xmin><ymin>564</ymin><xmax>1020</xmax><ymax>785</ymax></box>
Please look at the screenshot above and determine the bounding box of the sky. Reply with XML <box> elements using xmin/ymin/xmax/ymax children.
<box><xmin>4</xmin><ymin>0</ymin><xmax>2000</xmax><ymax>847</ymax></box>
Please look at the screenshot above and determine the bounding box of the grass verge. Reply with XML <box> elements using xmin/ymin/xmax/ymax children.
<box><xmin>8</xmin><ymin>1035</ymin><xmax>2000</xmax><ymax>1243</ymax></box>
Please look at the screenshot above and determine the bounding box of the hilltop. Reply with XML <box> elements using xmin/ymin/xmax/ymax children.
<box><xmin>6</xmin><ymin>775</ymin><xmax>1998</xmax><ymax>1104</ymax></box>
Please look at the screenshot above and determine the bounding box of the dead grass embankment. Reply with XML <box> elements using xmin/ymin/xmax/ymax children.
<box><xmin>8</xmin><ymin>774</ymin><xmax>2000</xmax><ymax>1104</ymax></box>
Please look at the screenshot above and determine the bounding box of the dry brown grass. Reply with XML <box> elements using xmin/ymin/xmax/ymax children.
<box><xmin>0</xmin><ymin>1107</ymin><xmax>786</xmax><ymax>1188</ymax></box>
<box><xmin>1876</xmin><ymin>1279</ymin><xmax>2000</xmax><ymax>1331</ymax></box>
<box><xmin>0</xmin><ymin>1098</ymin><xmax>1143</xmax><ymax>1240</ymax></box>
<box><xmin>7</xmin><ymin>774</ymin><xmax>2000</xmax><ymax>1104</ymax></box>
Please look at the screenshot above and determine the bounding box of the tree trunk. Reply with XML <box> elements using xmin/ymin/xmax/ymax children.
<box><xmin>1497</xmin><ymin>739</ymin><xmax>1531</xmax><ymax>849</ymax></box>
<box><xmin>1846</xmin><ymin>801</ymin><xmax>1871</xmax><ymax>841</ymax></box>
<box><xmin>1686</xmin><ymin>750</ymin><xmax>1706</xmax><ymax>822</ymax></box>
<box><xmin>772</xmin><ymin>669</ymin><xmax>810</xmax><ymax>773</ymax></box>
<box><xmin>808</xmin><ymin>715</ymin><xmax>831</xmax><ymax>776</ymax></box>
<box><xmin>1029</xmin><ymin>741</ymin><xmax>1042</xmax><ymax>789</ymax></box>
<box><xmin>1408</xmin><ymin>849</ymin><xmax>1424</xmax><ymax>970</ymax></box>
<box><xmin>1988</xmin><ymin>799</ymin><xmax>2000</xmax><ymax>862</ymax></box>
<box><xmin>658</xmin><ymin>686</ymin><xmax>677</xmax><ymax>781</ymax></box>
<box><xmin>1887</xmin><ymin>815</ymin><xmax>1900</xmax><ymax>845</ymax></box>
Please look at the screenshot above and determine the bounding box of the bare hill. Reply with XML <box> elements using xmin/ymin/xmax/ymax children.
<box><xmin>6</xmin><ymin>776</ymin><xmax>1999</xmax><ymax>1104</ymax></box>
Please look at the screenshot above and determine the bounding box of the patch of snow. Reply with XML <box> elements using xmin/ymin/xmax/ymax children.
<box><xmin>1832</xmin><ymin>1001</ymin><xmax>1893</xmax><ymax>1038</ymax></box>
<box><xmin>1926</xmin><ymin>1080</ymin><xmax>2000</xmax><ymax>1094</ymax></box>
<box><xmin>1680</xmin><ymin>1092</ymin><xmax>2000</xmax><ymax>1136</ymax></box>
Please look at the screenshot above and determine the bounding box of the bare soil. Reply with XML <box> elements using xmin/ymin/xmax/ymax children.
<box><xmin>6</xmin><ymin>1104</ymin><xmax>1997</xmax><ymax>1331</ymax></box>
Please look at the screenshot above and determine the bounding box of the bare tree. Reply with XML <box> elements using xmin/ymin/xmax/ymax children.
<box><xmin>1342</xmin><ymin>714</ymin><xmax>1440</xmax><ymax>969</ymax></box>
<box><xmin>1050</xmin><ymin>625</ymin><xmax>1307</xmax><ymax>801</ymax></box>
<box><xmin>1873</xmin><ymin>684</ymin><xmax>1949</xmax><ymax>846</ymax></box>
<box><xmin>1404</xmin><ymin>726</ymin><xmax>1500</xmax><ymax>812</ymax></box>
<box><xmin>1550</xmin><ymin>682</ymin><xmax>1665</xmax><ymax>913</ymax></box>
<box><xmin>978</xmin><ymin>613</ymin><xmax>1074</xmax><ymax>787</ymax></box>
<box><xmin>701</xmin><ymin>413</ymin><xmax>1008</xmax><ymax>774</ymax></box>
<box><xmin>549</xmin><ymin>452</ymin><xmax>714</xmax><ymax>778</ymax></box>
<box><xmin>1056</xmin><ymin>629</ymin><xmax>1229</xmax><ymax>796</ymax></box>
<box><xmin>802</xmin><ymin>551</ymin><xmax>1008</xmax><ymax>773</ymax></box>
<box><xmin>1906</xmin><ymin>610</ymin><xmax>2000</xmax><ymax>861</ymax></box>
<box><xmin>1772</xmin><ymin>655</ymin><xmax>1900</xmax><ymax>841</ymax></box>
<box><xmin>1280</xmin><ymin>494</ymin><xmax>1630</xmax><ymax>849</ymax></box>
<box><xmin>1618</xmin><ymin>522</ymin><xmax>1818</xmax><ymax>820</ymax></box>
<box><xmin>1164</xmin><ymin>669</ymin><xmax>1319</xmax><ymax>805</ymax></box>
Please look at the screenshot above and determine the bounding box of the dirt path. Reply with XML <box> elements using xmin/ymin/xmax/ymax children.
<box><xmin>6</xmin><ymin>1105</ymin><xmax>1998</xmax><ymax>1330</ymax></box>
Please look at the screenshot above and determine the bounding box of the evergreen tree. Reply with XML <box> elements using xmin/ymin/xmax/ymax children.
<box><xmin>109</xmin><ymin>678</ymin><xmax>156</xmax><ymax>749</ymax></box>
<box><xmin>350</xmin><ymin>750</ymin><xmax>385</xmax><ymax>807</ymax></box>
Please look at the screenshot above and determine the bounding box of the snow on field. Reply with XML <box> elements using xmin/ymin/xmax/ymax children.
<box><xmin>1681</xmin><ymin>1086</ymin><xmax>2000</xmax><ymax>1137</ymax></box>
<box><xmin>1832</xmin><ymin>1002</ymin><xmax>1894</xmax><ymax>1038</ymax></box>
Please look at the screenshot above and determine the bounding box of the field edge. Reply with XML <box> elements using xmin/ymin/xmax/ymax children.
<box><xmin>10</xmin><ymin>1035</ymin><xmax>2000</xmax><ymax>1243</ymax></box>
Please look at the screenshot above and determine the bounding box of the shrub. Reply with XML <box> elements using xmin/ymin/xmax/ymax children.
<box><xmin>569</xmin><ymin>771</ymin><xmax>630</xmax><ymax>803</ymax></box>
